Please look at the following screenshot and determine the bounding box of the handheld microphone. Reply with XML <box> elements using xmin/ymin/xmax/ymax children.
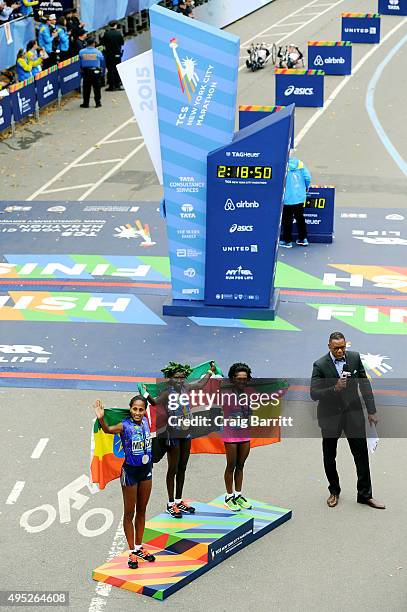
<box><xmin>341</xmin><ymin>364</ymin><xmax>351</xmax><ymax>378</ymax></box>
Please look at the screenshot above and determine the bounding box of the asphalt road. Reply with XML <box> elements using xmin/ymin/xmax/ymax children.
<box><xmin>1</xmin><ymin>0</ymin><xmax>407</xmax><ymax>610</ymax></box>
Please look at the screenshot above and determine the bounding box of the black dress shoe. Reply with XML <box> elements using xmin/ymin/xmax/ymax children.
<box><xmin>95</xmin><ymin>103</ymin><xmax>102</xmax><ymax>108</ymax></box>
<box><xmin>357</xmin><ymin>497</ymin><xmax>386</xmax><ymax>509</ymax></box>
<box><xmin>105</xmin><ymin>87</ymin><xmax>114</xmax><ymax>91</ymax></box>
<box><xmin>80</xmin><ymin>104</ymin><xmax>89</xmax><ymax>108</ymax></box>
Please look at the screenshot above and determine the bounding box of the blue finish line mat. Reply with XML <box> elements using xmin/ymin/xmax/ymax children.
<box><xmin>93</xmin><ymin>497</ymin><xmax>291</xmax><ymax>600</ymax></box>
<box><xmin>0</xmin><ymin>202</ymin><xmax>406</xmax><ymax>389</ymax></box>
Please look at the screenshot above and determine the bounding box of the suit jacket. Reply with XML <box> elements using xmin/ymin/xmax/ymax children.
<box><xmin>310</xmin><ymin>351</ymin><xmax>375</xmax><ymax>432</ymax></box>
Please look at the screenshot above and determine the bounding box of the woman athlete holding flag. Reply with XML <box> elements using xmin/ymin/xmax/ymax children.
<box><xmin>93</xmin><ymin>395</ymin><xmax>155</xmax><ymax>570</ymax></box>
<box><xmin>143</xmin><ymin>361</ymin><xmax>217</xmax><ymax>518</ymax></box>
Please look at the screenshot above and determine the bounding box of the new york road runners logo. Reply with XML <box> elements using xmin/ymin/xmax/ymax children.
<box><xmin>170</xmin><ymin>37</ymin><xmax>199</xmax><ymax>102</ymax></box>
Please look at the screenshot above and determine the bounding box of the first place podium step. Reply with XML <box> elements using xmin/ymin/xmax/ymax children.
<box><xmin>93</xmin><ymin>497</ymin><xmax>292</xmax><ymax>600</ymax></box>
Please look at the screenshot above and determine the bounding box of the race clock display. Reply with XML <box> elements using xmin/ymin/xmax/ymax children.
<box><xmin>217</xmin><ymin>165</ymin><xmax>272</xmax><ymax>179</ymax></box>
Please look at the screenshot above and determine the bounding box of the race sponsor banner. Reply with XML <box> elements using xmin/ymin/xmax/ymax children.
<box><xmin>288</xmin><ymin>185</ymin><xmax>335</xmax><ymax>244</ymax></box>
<box><xmin>0</xmin><ymin>95</ymin><xmax>12</xmax><ymax>133</ymax></box>
<box><xmin>341</xmin><ymin>13</ymin><xmax>381</xmax><ymax>44</ymax></box>
<box><xmin>308</xmin><ymin>41</ymin><xmax>352</xmax><ymax>76</ymax></box>
<box><xmin>238</xmin><ymin>105</ymin><xmax>295</xmax><ymax>148</ymax></box>
<box><xmin>58</xmin><ymin>56</ymin><xmax>81</xmax><ymax>95</ymax></box>
<box><xmin>118</xmin><ymin>50</ymin><xmax>163</xmax><ymax>184</ymax></box>
<box><xmin>149</xmin><ymin>4</ymin><xmax>240</xmax><ymax>301</ymax></box>
<box><xmin>34</xmin><ymin>0</ymin><xmax>70</xmax><ymax>20</ymax></box>
<box><xmin>378</xmin><ymin>0</ymin><xmax>407</xmax><ymax>14</ymax></box>
<box><xmin>275</xmin><ymin>69</ymin><xmax>324</xmax><ymax>108</ymax></box>
<box><xmin>205</xmin><ymin>106</ymin><xmax>294</xmax><ymax>308</ymax></box>
<box><xmin>35</xmin><ymin>66</ymin><xmax>59</xmax><ymax>108</ymax></box>
<box><xmin>9</xmin><ymin>78</ymin><xmax>36</xmax><ymax>122</ymax></box>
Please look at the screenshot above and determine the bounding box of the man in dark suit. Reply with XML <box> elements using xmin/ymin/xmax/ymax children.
<box><xmin>310</xmin><ymin>331</ymin><xmax>385</xmax><ymax>509</ymax></box>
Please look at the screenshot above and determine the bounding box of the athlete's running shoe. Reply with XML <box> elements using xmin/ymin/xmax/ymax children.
<box><xmin>128</xmin><ymin>552</ymin><xmax>139</xmax><ymax>569</ymax></box>
<box><xmin>132</xmin><ymin>547</ymin><xmax>156</xmax><ymax>562</ymax></box>
<box><xmin>279</xmin><ymin>240</ymin><xmax>293</xmax><ymax>249</ymax></box>
<box><xmin>296</xmin><ymin>238</ymin><xmax>309</xmax><ymax>246</ymax></box>
<box><xmin>225</xmin><ymin>496</ymin><xmax>241</xmax><ymax>512</ymax></box>
<box><xmin>166</xmin><ymin>503</ymin><xmax>182</xmax><ymax>518</ymax></box>
<box><xmin>235</xmin><ymin>495</ymin><xmax>253</xmax><ymax>510</ymax></box>
<box><xmin>177</xmin><ymin>500</ymin><xmax>196</xmax><ymax>514</ymax></box>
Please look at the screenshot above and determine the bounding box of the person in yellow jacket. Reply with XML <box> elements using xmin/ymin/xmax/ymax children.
<box><xmin>26</xmin><ymin>40</ymin><xmax>43</xmax><ymax>76</ymax></box>
<box><xmin>21</xmin><ymin>0</ymin><xmax>39</xmax><ymax>17</ymax></box>
<box><xmin>16</xmin><ymin>48</ymin><xmax>41</xmax><ymax>81</ymax></box>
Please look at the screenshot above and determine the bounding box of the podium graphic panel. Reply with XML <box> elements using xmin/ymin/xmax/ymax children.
<box><xmin>205</xmin><ymin>106</ymin><xmax>294</xmax><ymax>309</ymax></box>
<box><xmin>275</xmin><ymin>69</ymin><xmax>324</xmax><ymax>107</ymax></box>
<box><xmin>308</xmin><ymin>41</ymin><xmax>352</xmax><ymax>75</ymax></box>
<box><xmin>239</xmin><ymin>105</ymin><xmax>295</xmax><ymax>147</ymax></box>
<box><xmin>341</xmin><ymin>13</ymin><xmax>381</xmax><ymax>44</ymax></box>
<box><xmin>149</xmin><ymin>4</ymin><xmax>240</xmax><ymax>301</ymax></box>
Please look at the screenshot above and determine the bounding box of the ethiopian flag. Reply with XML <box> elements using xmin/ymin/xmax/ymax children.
<box><xmin>90</xmin><ymin>362</ymin><xmax>287</xmax><ymax>489</ymax></box>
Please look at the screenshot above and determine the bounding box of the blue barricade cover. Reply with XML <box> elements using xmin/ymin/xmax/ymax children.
<box><xmin>9</xmin><ymin>77</ymin><xmax>36</xmax><ymax>122</ymax></box>
<box><xmin>308</xmin><ymin>41</ymin><xmax>352</xmax><ymax>76</ymax></box>
<box><xmin>378</xmin><ymin>0</ymin><xmax>407</xmax><ymax>15</ymax></box>
<box><xmin>0</xmin><ymin>94</ymin><xmax>12</xmax><ymax>132</ymax></box>
<box><xmin>275</xmin><ymin>69</ymin><xmax>324</xmax><ymax>108</ymax></box>
<box><xmin>0</xmin><ymin>16</ymin><xmax>36</xmax><ymax>72</ymax></box>
<box><xmin>80</xmin><ymin>0</ymin><xmax>159</xmax><ymax>31</ymax></box>
<box><xmin>35</xmin><ymin>66</ymin><xmax>59</xmax><ymax>108</ymax></box>
<box><xmin>58</xmin><ymin>56</ymin><xmax>81</xmax><ymax>95</ymax></box>
<box><xmin>341</xmin><ymin>13</ymin><xmax>381</xmax><ymax>44</ymax></box>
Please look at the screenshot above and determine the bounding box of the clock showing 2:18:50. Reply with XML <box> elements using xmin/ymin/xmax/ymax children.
<box><xmin>217</xmin><ymin>165</ymin><xmax>272</xmax><ymax>179</ymax></box>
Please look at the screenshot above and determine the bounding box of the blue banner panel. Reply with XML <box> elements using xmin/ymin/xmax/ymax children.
<box><xmin>58</xmin><ymin>57</ymin><xmax>81</xmax><ymax>95</ymax></box>
<box><xmin>308</xmin><ymin>42</ymin><xmax>352</xmax><ymax>76</ymax></box>
<box><xmin>34</xmin><ymin>1</ymin><xmax>71</xmax><ymax>20</ymax></box>
<box><xmin>150</xmin><ymin>4</ymin><xmax>240</xmax><ymax>301</ymax></box>
<box><xmin>205</xmin><ymin>106</ymin><xmax>294</xmax><ymax>308</ymax></box>
<box><xmin>341</xmin><ymin>13</ymin><xmax>381</xmax><ymax>44</ymax></box>
<box><xmin>238</xmin><ymin>105</ymin><xmax>295</xmax><ymax>148</ymax></box>
<box><xmin>35</xmin><ymin>66</ymin><xmax>59</xmax><ymax>108</ymax></box>
<box><xmin>286</xmin><ymin>186</ymin><xmax>335</xmax><ymax>244</ymax></box>
<box><xmin>0</xmin><ymin>95</ymin><xmax>12</xmax><ymax>132</ymax></box>
<box><xmin>0</xmin><ymin>16</ymin><xmax>36</xmax><ymax>72</ymax></box>
<box><xmin>378</xmin><ymin>0</ymin><xmax>407</xmax><ymax>15</ymax></box>
<box><xmin>9</xmin><ymin>78</ymin><xmax>36</xmax><ymax>122</ymax></box>
<box><xmin>80</xmin><ymin>0</ymin><xmax>159</xmax><ymax>31</ymax></box>
<box><xmin>275</xmin><ymin>69</ymin><xmax>324</xmax><ymax>108</ymax></box>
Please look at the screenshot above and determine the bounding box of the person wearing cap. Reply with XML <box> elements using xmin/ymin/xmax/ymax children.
<box><xmin>38</xmin><ymin>14</ymin><xmax>58</xmax><ymax>67</ymax></box>
<box><xmin>101</xmin><ymin>20</ymin><xmax>124</xmax><ymax>92</ymax></box>
<box><xmin>79</xmin><ymin>37</ymin><xmax>105</xmax><ymax>108</ymax></box>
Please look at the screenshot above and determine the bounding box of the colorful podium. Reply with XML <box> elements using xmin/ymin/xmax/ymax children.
<box><xmin>93</xmin><ymin>498</ymin><xmax>292</xmax><ymax>600</ymax></box>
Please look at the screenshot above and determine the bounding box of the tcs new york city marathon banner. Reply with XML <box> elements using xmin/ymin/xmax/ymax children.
<box><xmin>149</xmin><ymin>4</ymin><xmax>240</xmax><ymax>301</ymax></box>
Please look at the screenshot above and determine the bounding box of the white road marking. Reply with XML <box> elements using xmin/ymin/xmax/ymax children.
<box><xmin>295</xmin><ymin>17</ymin><xmax>407</xmax><ymax>146</ymax></box>
<box><xmin>78</xmin><ymin>142</ymin><xmax>145</xmax><ymax>201</ymax></box>
<box><xmin>42</xmin><ymin>183</ymin><xmax>94</xmax><ymax>194</ymax></box>
<box><xmin>31</xmin><ymin>438</ymin><xmax>49</xmax><ymax>459</ymax></box>
<box><xmin>238</xmin><ymin>0</ymin><xmax>346</xmax><ymax>69</ymax></box>
<box><xmin>103</xmin><ymin>137</ymin><xmax>144</xmax><ymax>144</ymax></box>
<box><xmin>87</xmin><ymin>520</ymin><xmax>127</xmax><ymax>612</ymax></box>
<box><xmin>26</xmin><ymin>0</ymin><xmax>345</xmax><ymax>202</ymax></box>
<box><xmin>26</xmin><ymin>116</ymin><xmax>136</xmax><ymax>201</ymax></box>
<box><xmin>6</xmin><ymin>481</ymin><xmax>25</xmax><ymax>505</ymax></box>
<box><xmin>74</xmin><ymin>159</ymin><xmax>123</xmax><ymax>167</ymax></box>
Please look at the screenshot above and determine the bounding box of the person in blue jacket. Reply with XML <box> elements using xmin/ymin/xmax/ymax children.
<box><xmin>56</xmin><ymin>16</ymin><xmax>70</xmax><ymax>61</ymax></box>
<box><xmin>38</xmin><ymin>14</ymin><xmax>58</xmax><ymax>67</ymax></box>
<box><xmin>79</xmin><ymin>37</ymin><xmax>105</xmax><ymax>108</ymax></box>
<box><xmin>280</xmin><ymin>151</ymin><xmax>312</xmax><ymax>248</ymax></box>
<box><xmin>20</xmin><ymin>0</ymin><xmax>38</xmax><ymax>17</ymax></box>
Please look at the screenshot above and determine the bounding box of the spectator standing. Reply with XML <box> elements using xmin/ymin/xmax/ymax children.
<box><xmin>16</xmin><ymin>47</ymin><xmax>41</xmax><ymax>80</ymax></box>
<box><xmin>79</xmin><ymin>37</ymin><xmax>105</xmax><ymax>108</ymax></box>
<box><xmin>26</xmin><ymin>39</ymin><xmax>43</xmax><ymax>75</ymax></box>
<box><xmin>177</xmin><ymin>1</ymin><xmax>193</xmax><ymax>17</ymax></box>
<box><xmin>279</xmin><ymin>150</ymin><xmax>311</xmax><ymax>249</ymax></box>
<box><xmin>38</xmin><ymin>14</ymin><xmax>58</xmax><ymax>68</ymax></box>
<box><xmin>55</xmin><ymin>15</ymin><xmax>69</xmax><ymax>61</ymax></box>
<box><xmin>72</xmin><ymin>28</ymin><xmax>87</xmax><ymax>56</ymax></box>
<box><xmin>0</xmin><ymin>2</ymin><xmax>20</xmax><ymax>22</ymax></box>
<box><xmin>101</xmin><ymin>20</ymin><xmax>124</xmax><ymax>92</ymax></box>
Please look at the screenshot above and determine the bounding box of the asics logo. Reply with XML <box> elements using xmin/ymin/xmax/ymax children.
<box><xmin>284</xmin><ymin>85</ymin><xmax>314</xmax><ymax>96</ymax></box>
